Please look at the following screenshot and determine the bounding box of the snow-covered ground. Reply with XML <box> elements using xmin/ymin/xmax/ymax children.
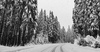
<box><xmin>0</xmin><ymin>43</ymin><xmax>100</xmax><ymax>52</ymax></box>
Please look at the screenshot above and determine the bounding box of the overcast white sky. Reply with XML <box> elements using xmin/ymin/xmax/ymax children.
<box><xmin>38</xmin><ymin>0</ymin><xmax>74</xmax><ymax>31</ymax></box>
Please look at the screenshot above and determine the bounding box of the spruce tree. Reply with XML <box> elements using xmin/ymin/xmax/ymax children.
<box><xmin>0</xmin><ymin>0</ymin><xmax>37</xmax><ymax>46</ymax></box>
<box><xmin>73</xmin><ymin>0</ymin><xmax>100</xmax><ymax>38</ymax></box>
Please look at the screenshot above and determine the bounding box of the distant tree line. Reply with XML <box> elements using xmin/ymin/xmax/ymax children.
<box><xmin>35</xmin><ymin>9</ymin><xmax>61</xmax><ymax>43</ymax></box>
<box><xmin>35</xmin><ymin>9</ymin><xmax>77</xmax><ymax>44</ymax></box>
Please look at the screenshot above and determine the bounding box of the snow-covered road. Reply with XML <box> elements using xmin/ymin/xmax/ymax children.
<box><xmin>0</xmin><ymin>43</ymin><xmax>100</xmax><ymax>52</ymax></box>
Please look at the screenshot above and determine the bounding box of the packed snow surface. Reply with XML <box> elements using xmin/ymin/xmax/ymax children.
<box><xmin>0</xmin><ymin>43</ymin><xmax>100</xmax><ymax>52</ymax></box>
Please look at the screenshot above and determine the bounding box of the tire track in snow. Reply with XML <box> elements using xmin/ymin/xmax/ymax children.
<box><xmin>53</xmin><ymin>43</ymin><xmax>65</xmax><ymax>52</ymax></box>
<box><xmin>42</xmin><ymin>44</ymin><xmax>65</xmax><ymax>52</ymax></box>
<box><xmin>41</xmin><ymin>44</ymin><xmax>59</xmax><ymax>52</ymax></box>
<box><xmin>41</xmin><ymin>45</ymin><xmax>54</xmax><ymax>52</ymax></box>
<box><xmin>51</xmin><ymin>45</ymin><xmax>59</xmax><ymax>52</ymax></box>
<box><xmin>60</xmin><ymin>44</ymin><xmax>65</xmax><ymax>52</ymax></box>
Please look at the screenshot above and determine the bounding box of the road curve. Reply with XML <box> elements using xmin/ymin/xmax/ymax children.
<box><xmin>1</xmin><ymin>43</ymin><xmax>100</xmax><ymax>52</ymax></box>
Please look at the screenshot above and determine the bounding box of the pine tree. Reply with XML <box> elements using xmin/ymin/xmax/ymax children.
<box><xmin>65</xmin><ymin>26</ymin><xmax>77</xmax><ymax>43</ymax></box>
<box><xmin>59</xmin><ymin>26</ymin><xmax>66</xmax><ymax>43</ymax></box>
<box><xmin>36</xmin><ymin>9</ymin><xmax>44</xmax><ymax>34</ymax></box>
<box><xmin>73</xmin><ymin>0</ymin><xmax>100</xmax><ymax>38</ymax></box>
<box><xmin>0</xmin><ymin>0</ymin><xmax>37</xmax><ymax>46</ymax></box>
<box><xmin>36</xmin><ymin>9</ymin><xmax>63</xmax><ymax>43</ymax></box>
